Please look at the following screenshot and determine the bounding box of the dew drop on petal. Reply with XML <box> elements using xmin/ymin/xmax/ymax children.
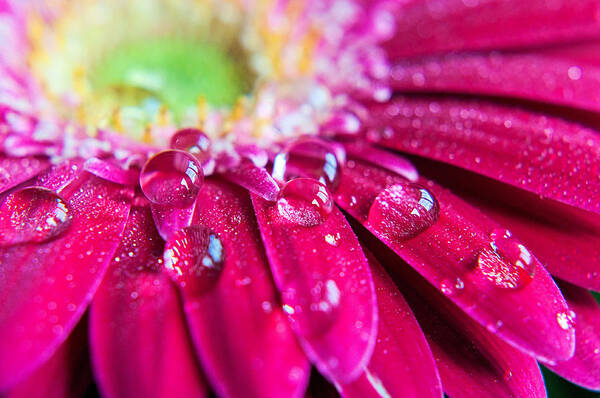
<box><xmin>556</xmin><ymin>310</ymin><xmax>576</xmax><ymax>331</ymax></box>
<box><xmin>170</xmin><ymin>128</ymin><xmax>211</xmax><ymax>161</ymax></box>
<box><xmin>283</xmin><ymin>279</ymin><xmax>341</xmax><ymax>337</ymax></box>
<box><xmin>276</xmin><ymin>178</ymin><xmax>334</xmax><ymax>227</ymax></box>
<box><xmin>140</xmin><ymin>149</ymin><xmax>203</xmax><ymax>207</ymax></box>
<box><xmin>163</xmin><ymin>225</ymin><xmax>224</xmax><ymax>296</ymax></box>
<box><xmin>475</xmin><ymin>229</ymin><xmax>535</xmax><ymax>289</ymax></box>
<box><xmin>272</xmin><ymin>137</ymin><xmax>343</xmax><ymax>191</ymax></box>
<box><xmin>0</xmin><ymin>187</ymin><xmax>72</xmax><ymax>246</ymax></box>
<box><xmin>367</xmin><ymin>182</ymin><xmax>439</xmax><ymax>241</ymax></box>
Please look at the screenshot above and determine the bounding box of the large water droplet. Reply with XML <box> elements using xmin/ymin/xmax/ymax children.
<box><xmin>0</xmin><ymin>187</ymin><xmax>72</xmax><ymax>246</ymax></box>
<box><xmin>282</xmin><ymin>279</ymin><xmax>341</xmax><ymax>337</ymax></box>
<box><xmin>163</xmin><ymin>225</ymin><xmax>224</xmax><ymax>296</ymax></box>
<box><xmin>476</xmin><ymin>229</ymin><xmax>535</xmax><ymax>289</ymax></box>
<box><xmin>367</xmin><ymin>182</ymin><xmax>439</xmax><ymax>241</ymax></box>
<box><xmin>277</xmin><ymin>178</ymin><xmax>334</xmax><ymax>227</ymax></box>
<box><xmin>140</xmin><ymin>150</ymin><xmax>203</xmax><ymax>207</ymax></box>
<box><xmin>272</xmin><ymin>137</ymin><xmax>343</xmax><ymax>191</ymax></box>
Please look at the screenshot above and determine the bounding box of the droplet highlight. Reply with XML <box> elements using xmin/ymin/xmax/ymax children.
<box><xmin>163</xmin><ymin>225</ymin><xmax>224</xmax><ymax>296</ymax></box>
<box><xmin>140</xmin><ymin>149</ymin><xmax>203</xmax><ymax>207</ymax></box>
<box><xmin>0</xmin><ymin>187</ymin><xmax>72</xmax><ymax>246</ymax></box>
<box><xmin>272</xmin><ymin>137</ymin><xmax>343</xmax><ymax>191</ymax></box>
<box><xmin>170</xmin><ymin>128</ymin><xmax>211</xmax><ymax>160</ymax></box>
<box><xmin>277</xmin><ymin>178</ymin><xmax>334</xmax><ymax>227</ymax></box>
<box><xmin>367</xmin><ymin>182</ymin><xmax>439</xmax><ymax>241</ymax></box>
<box><xmin>476</xmin><ymin>229</ymin><xmax>536</xmax><ymax>289</ymax></box>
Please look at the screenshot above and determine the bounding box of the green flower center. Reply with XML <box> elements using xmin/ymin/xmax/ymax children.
<box><xmin>88</xmin><ymin>38</ymin><xmax>252</xmax><ymax>116</ymax></box>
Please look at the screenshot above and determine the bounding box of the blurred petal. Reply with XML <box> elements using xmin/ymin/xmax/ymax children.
<box><xmin>335</xmin><ymin>160</ymin><xmax>575</xmax><ymax>362</ymax></box>
<box><xmin>4</xmin><ymin>318</ymin><xmax>91</xmax><ymax>398</ymax></box>
<box><xmin>252</xmin><ymin>194</ymin><xmax>377</xmax><ymax>383</ymax></box>
<box><xmin>338</xmin><ymin>250</ymin><xmax>442</xmax><ymax>398</ymax></box>
<box><xmin>0</xmin><ymin>172</ymin><xmax>132</xmax><ymax>390</ymax></box>
<box><xmin>390</xmin><ymin>44</ymin><xmax>600</xmax><ymax>112</ymax></box>
<box><xmin>366</xmin><ymin>97</ymin><xmax>600</xmax><ymax>214</ymax></box>
<box><xmin>183</xmin><ymin>180</ymin><xmax>310</xmax><ymax>398</ymax></box>
<box><xmin>0</xmin><ymin>156</ymin><xmax>49</xmax><ymax>193</ymax></box>
<box><xmin>383</xmin><ymin>0</ymin><xmax>600</xmax><ymax>58</ymax></box>
<box><xmin>90</xmin><ymin>206</ymin><xmax>208</xmax><ymax>398</ymax></box>
<box><xmin>544</xmin><ymin>281</ymin><xmax>600</xmax><ymax>391</ymax></box>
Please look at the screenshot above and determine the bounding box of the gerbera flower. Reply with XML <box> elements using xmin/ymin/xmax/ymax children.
<box><xmin>1</xmin><ymin>0</ymin><xmax>599</xmax><ymax>397</ymax></box>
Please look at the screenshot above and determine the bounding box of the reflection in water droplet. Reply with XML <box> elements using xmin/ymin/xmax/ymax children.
<box><xmin>0</xmin><ymin>187</ymin><xmax>73</xmax><ymax>246</ymax></box>
<box><xmin>163</xmin><ymin>225</ymin><xmax>224</xmax><ymax>296</ymax></box>
<box><xmin>272</xmin><ymin>137</ymin><xmax>343</xmax><ymax>191</ymax></box>
<box><xmin>169</xmin><ymin>128</ymin><xmax>214</xmax><ymax>173</ymax></box>
<box><xmin>367</xmin><ymin>182</ymin><xmax>439</xmax><ymax>241</ymax></box>
<box><xmin>283</xmin><ymin>279</ymin><xmax>341</xmax><ymax>337</ymax></box>
<box><xmin>277</xmin><ymin>178</ymin><xmax>334</xmax><ymax>227</ymax></box>
<box><xmin>556</xmin><ymin>310</ymin><xmax>576</xmax><ymax>331</ymax></box>
<box><xmin>140</xmin><ymin>150</ymin><xmax>203</xmax><ymax>207</ymax></box>
<box><xmin>476</xmin><ymin>229</ymin><xmax>535</xmax><ymax>289</ymax></box>
<box><xmin>440</xmin><ymin>277</ymin><xmax>464</xmax><ymax>296</ymax></box>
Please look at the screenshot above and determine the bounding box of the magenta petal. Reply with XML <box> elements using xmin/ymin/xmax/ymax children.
<box><xmin>343</xmin><ymin>141</ymin><xmax>418</xmax><ymax>182</ymax></box>
<box><xmin>544</xmin><ymin>281</ymin><xmax>600</xmax><ymax>390</ymax></box>
<box><xmin>0</xmin><ymin>173</ymin><xmax>132</xmax><ymax>390</ymax></box>
<box><xmin>182</xmin><ymin>180</ymin><xmax>309</xmax><ymax>398</ymax></box>
<box><xmin>470</xmin><ymin>189</ymin><xmax>600</xmax><ymax>291</ymax></box>
<box><xmin>83</xmin><ymin>157</ymin><xmax>139</xmax><ymax>186</ymax></box>
<box><xmin>335</xmin><ymin>160</ymin><xmax>575</xmax><ymax>362</ymax></box>
<box><xmin>338</xmin><ymin>251</ymin><xmax>442</xmax><ymax>398</ymax></box>
<box><xmin>383</xmin><ymin>0</ymin><xmax>600</xmax><ymax>58</ymax></box>
<box><xmin>5</xmin><ymin>319</ymin><xmax>91</xmax><ymax>398</ymax></box>
<box><xmin>0</xmin><ymin>156</ymin><xmax>49</xmax><ymax>193</ymax></box>
<box><xmin>90</xmin><ymin>206</ymin><xmax>208</xmax><ymax>398</ymax></box>
<box><xmin>390</xmin><ymin>45</ymin><xmax>600</xmax><ymax>112</ymax></box>
<box><xmin>366</xmin><ymin>97</ymin><xmax>600</xmax><ymax>214</ymax></box>
<box><xmin>223</xmin><ymin>161</ymin><xmax>280</xmax><ymax>201</ymax></box>
<box><xmin>252</xmin><ymin>194</ymin><xmax>377</xmax><ymax>383</ymax></box>
<box><xmin>380</xmin><ymin>251</ymin><xmax>546</xmax><ymax>398</ymax></box>
<box><xmin>151</xmin><ymin>202</ymin><xmax>196</xmax><ymax>241</ymax></box>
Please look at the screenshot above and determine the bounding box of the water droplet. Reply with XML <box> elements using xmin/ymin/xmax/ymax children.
<box><xmin>0</xmin><ymin>187</ymin><xmax>72</xmax><ymax>246</ymax></box>
<box><xmin>276</xmin><ymin>178</ymin><xmax>334</xmax><ymax>227</ymax></box>
<box><xmin>170</xmin><ymin>128</ymin><xmax>212</xmax><ymax>162</ymax></box>
<box><xmin>284</xmin><ymin>279</ymin><xmax>341</xmax><ymax>337</ymax></box>
<box><xmin>272</xmin><ymin>137</ymin><xmax>343</xmax><ymax>191</ymax></box>
<box><xmin>367</xmin><ymin>183</ymin><xmax>439</xmax><ymax>241</ymax></box>
<box><xmin>140</xmin><ymin>150</ymin><xmax>203</xmax><ymax>207</ymax></box>
<box><xmin>163</xmin><ymin>225</ymin><xmax>224</xmax><ymax>296</ymax></box>
<box><xmin>476</xmin><ymin>229</ymin><xmax>535</xmax><ymax>289</ymax></box>
<box><xmin>556</xmin><ymin>310</ymin><xmax>576</xmax><ymax>330</ymax></box>
<box><xmin>440</xmin><ymin>277</ymin><xmax>464</xmax><ymax>296</ymax></box>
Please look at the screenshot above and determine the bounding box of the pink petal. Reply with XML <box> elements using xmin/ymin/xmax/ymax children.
<box><xmin>365</xmin><ymin>97</ymin><xmax>600</xmax><ymax>214</ymax></box>
<box><xmin>0</xmin><ymin>156</ymin><xmax>49</xmax><ymax>193</ymax></box>
<box><xmin>342</xmin><ymin>141</ymin><xmax>418</xmax><ymax>182</ymax></box>
<box><xmin>544</xmin><ymin>281</ymin><xmax>600</xmax><ymax>390</ymax></box>
<box><xmin>0</xmin><ymin>172</ymin><xmax>132</xmax><ymax>390</ymax></box>
<box><xmin>5</xmin><ymin>318</ymin><xmax>91</xmax><ymax>398</ymax></box>
<box><xmin>181</xmin><ymin>180</ymin><xmax>309</xmax><ymax>398</ymax></box>
<box><xmin>390</xmin><ymin>44</ymin><xmax>600</xmax><ymax>112</ymax></box>
<box><xmin>90</xmin><ymin>206</ymin><xmax>208</xmax><ymax>398</ymax></box>
<box><xmin>150</xmin><ymin>202</ymin><xmax>196</xmax><ymax>241</ymax></box>
<box><xmin>338</xmin><ymin>251</ymin><xmax>443</xmax><ymax>398</ymax></box>
<box><xmin>223</xmin><ymin>160</ymin><xmax>280</xmax><ymax>201</ymax></box>
<box><xmin>377</xmin><ymin>247</ymin><xmax>546</xmax><ymax>398</ymax></box>
<box><xmin>466</xmin><ymin>181</ymin><xmax>600</xmax><ymax>291</ymax></box>
<box><xmin>335</xmin><ymin>160</ymin><xmax>575</xmax><ymax>362</ymax></box>
<box><xmin>252</xmin><ymin>193</ymin><xmax>378</xmax><ymax>383</ymax></box>
<box><xmin>383</xmin><ymin>0</ymin><xmax>600</xmax><ymax>59</ymax></box>
<box><xmin>83</xmin><ymin>157</ymin><xmax>139</xmax><ymax>186</ymax></box>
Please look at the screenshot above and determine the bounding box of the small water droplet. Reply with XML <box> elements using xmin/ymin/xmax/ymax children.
<box><xmin>276</xmin><ymin>178</ymin><xmax>334</xmax><ymax>227</ymax></box>
<box><xmin>476</xmin><ymin>229</ymin><xmax>535</xmax><ymax>289</ymax></box>
<box><xmin>163</xmin><ymin>225</ymin><xmax>224</xmax><ymax>296</ymax></box>
<box><xmin>272</xmin><ymin>137</ymin><xmax>343</xmax><ymax>191</ymax></box>
<box><xmin>170</xmin><ymin>128</ymin><xmax>211</xmax><ymax>155</ymax></box>
<box><xmin>440</xmin><ymin>277</ymin><xmax>464</xmax><ymax>296</ymax></box>
<box><xmin>285</xmin><ymin>279</ymin><xmax>341</xmax><ymax>337</ymax></box>
<box><xmin>324</xmin><ymin>232</ymin><xmax>341</xmax><ymax>247</ymax></box>
<box><xmin>556</xmin><ymin>310</ymin><xmax>576</xmax><ymax>330</ymax></box>
<box><xmin>140</xmin><ymin>150</ymin><xmax>203</xmax><ymax>207</ymax></box>
<box><xmin>367</xmin><ymin>182</ymin><xmax>439</xmax><ymax>241</ymax></box>
<box><xmin>0</xmin><ymin>187</ymin><xmax>73</xmax><ymax>246</ymax></box>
